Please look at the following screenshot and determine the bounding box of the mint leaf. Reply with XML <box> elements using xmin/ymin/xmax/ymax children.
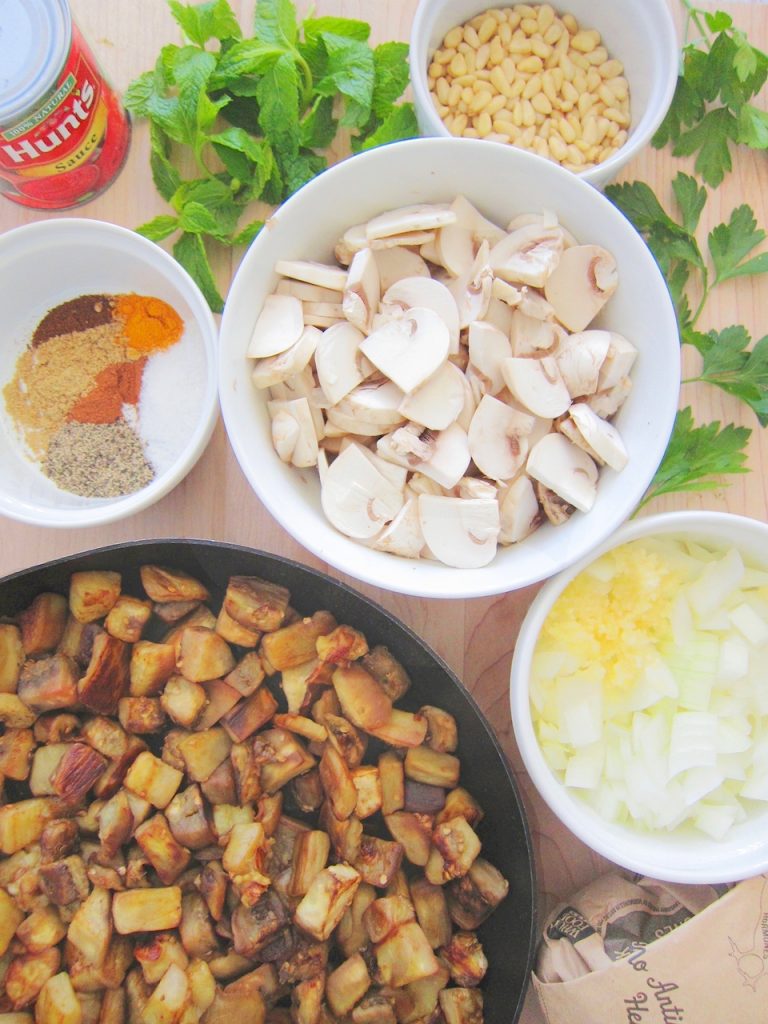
<box><xmin>355</xmin><ymin>103</ymin><xmax>419</xmax><ymax>151</ymax></box>
<box><xmin>179</xmin><ymin>200</ymin><xmax>234</xmax><ymax>239</ymax></box>
<box><xmin>709</xmin><ymin>204</ymin><xmax>768</xmax><ymax>284</ymax></box>
<box><xmin>302</xmin><ymin>16</ymin><xmax>370</xmax><ymax>43</ymax></box>
<box><xmin>136</xmin><ymin>214</ymin><xmax>179</xmax><ymax>241</ymax></box>
<box><xmin>148</xmin><ymin>124</ymin><xmax>181</xmax><ymax>201</ymax></box>
<box><xmin>173</xmin><ymin>232</ymin><xmax>224</xmax><ymax>312</ymax></box>
<box><xmin>254</xmin><ymin>0</ymin><xmax>298</xmax><ymax>48</ymax></box>
<box><xmin>639</xmin><ymin>407</ymin><xmax>751</xmax><ymax>508</ymax></box>
<box><xmin>283</xmin><ymin>151</ymin><xmax>327</xmax><ymax>194</ymax></box>
<box><xmin>256</xmin><ymin>53</ymin><xmax>300</xmax><ymax>167</ymax></box>
<box><xmin>673</xmin><ymin>106</ymin><xmax>739</xmax><ymax>187</ymax></box>
<box><xmin>122</xmin><ymin>71</ymin><xmax>156</xmax><ymax>117</ymax></box>
<box><xmin>299</xmin><ymin>95</ymin><xmax>337</xmax><ymax>149</ymax></box>
<box><xmin>209</xmin><ymin>39</ymin><xmax>284</xmax><ymax>89</ymax></box>
<box><xmin>208</xmin><ymin>128</ymin><xmax>276</xmax><ymax>197</ymax></box>
<box><xmin>315</xmin><ymin>34</ymin><xmax>375</xmax><ymax>129</ymax></box>
<box><xmin>231</xmin><ymin>219</ymin><xmax>264</xmax><ymax>247</ymax></box>
<box><xmin>168</xmin><ymin>0</ymin><xmax>241</xmax><ymax>46</ymax></box>
<box><xmin>672</xmin><ymin>172</ymin><xmax>707</xmax><ymax>235</ymax></box>
<box><xmin>172</xmin><ymin>48</ymin><xmax>227</xmax><ymax>137</ymax></box>
<box><xmin>371</xmin><ymin>42</ymin><xmax>411</xmax><ymax>118</ymax></box>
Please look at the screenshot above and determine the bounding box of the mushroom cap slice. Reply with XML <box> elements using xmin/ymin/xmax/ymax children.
<box><xmin>275</xmin><ymin>259</ymin><xmax>348</xmax><ymax>291</ymax></box>
<box><xmin>372</xmin><ymin>498</ymin><xmax>425</xmax><ymax>559</ymax></box>
<box><xmin>383</xmin><ymin>277</ymin><xmax>461</xmax><ymax>352</ymax></box>
<box><xmin>483</xmin><ymin>296</ymin><xmax>516</xmax><ymax>336</ymax></box>
<box><xmin>398</xmin><ymin>361</ymin><xmax>466</xmax><ymax>431</ymax></box>
<box><xmin>526</xmin><ymin>432</ymin><xmax>598</xmax><ymax>513</ymax></box>
<box><xmin>370</xmin><ymin>230</ymin><xmax>437</xmax><ymax>250</ymax></box>
<box><xmin>442</xmin><ymin>240</ymin><xmax>493</xmax><ymax>329</ymax></box>
<box><xmin>417</xmin><ymin>495</ymin><xmax>500</xmax><ymax>569</ymax></box>
<box><xmin>510</xmin><ymin>312</ymin><xmax>559</xmax><ymax>358</ymax></box>
<box><xmin>597</xmin><ymin>332</ymin><xmax>638</xmax><ymax>390</ymax></box>
<box><xmin>534</xmin><ymin>480</ymin><xmax>575</xmax><ymax>526</ymax></box>
<box><xmin>374</xmin><ymin>247</ymin><xmax>430</xmax><ymax>291</ymax></box>
<box><xmin>457</xmin><ymin>477</ymin><xmax>498</xmax><ymax>500</ymax></box>
<box><xmin>343</xmin><ymin>248</ymin><xmax>380</xmax><ymax>334</ymax></box>
<box><xmin>359</xmin><ymin>307</ymin><xmax>450</xmax><ymax>394</ymax></box>
<box><xmin>321</xmin><ymin>442</ymin><xmax>405</xmax><ymax>540</ymax></box>
<box><xmin>315</xmin><ymin>322</ymin><xmax>365</xmax><ymax>406</ymax></box>
<box><xmin>247</xmin><ymin>294</ymin><xmax>305</xmax><ymax>358</ymax></box>
<box><xmin>568</xmin><ymin>403</ymin><xmax>629</xmax><ymax>471</ymax></box>
<box><xmin>501</xmin><ymin>356</ymin><xmax>571</xmax><ymax>419</ymax></box>
<box><xmin>468</xmin><ymin>321</ymin><xmax>512</xmax><ymax>395</ymax></box>
<box><xmin>366</xmin><ymin>203</ymin><xmax>457</xmax><ymax>240</ymax></box>
<box><xmin>437</xmin><ymin>223</ymin><xmax>476</xmax><ymax>278</ymax></box>
<box><xmin>586</xmin><ymin>377</ymin><xmax>633</xmax><ymax>418</ymax></box>
<box><xmin>377</xmin><ymin>421</ymin><xmax>471</xmax><ymax>491</ymax></box>
<box><xmin>335</xmin><ymin>223</ymin><xmax>368</xmax><ymax>266</ymax></box>
<box><xmin>267</xmin><ymin>397</ymin><xmax>319</xmax><ymax>469</ymax></box>
<box><xmin>251</xmin><ymin>325</ymin><xmax>321</xmax><ymax>390</ymax></box>
<box><xmin>345</xmin><ymin>380</ymin><xmax>406</xmax><ymax>427</ymax></box>
<box><xmin>491</xmin><ymin>278</ymin><xmax>523</xmax><ymax>309</ymax></box>
<box><xmin>451</xmin><ymin>195</ymin><xmax>506</xmax><ymax>247</ymax></box>
<box><xmin>468</xmin><ymin>394</ymin><xmax>534</xmax><ymax>482</ymax></box>
<box><xmin>276</xmin><ymin>280</ymin><xmax>343</xmax><ymax>302</ymax></box>
<box><xmin>544</xmin><ymin>244</ymin><xmax>618</xmax><ymax>333</ymax></box>
<box><xmin>499</xmin><ymin>475</ymin><xmax>541</xmax><ymax>544</ymax></box>
<box><xmin>489</xmin><ymin>224</ymin><xmax>565</xmax><ymax>288</ymax></box>
<box><xmin>554</xmin><ymin>329</ymin><xmax>611</xmax><ymax>397</ymax></box>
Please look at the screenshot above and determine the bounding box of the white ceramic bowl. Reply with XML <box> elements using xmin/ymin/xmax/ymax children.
<box><xmin>510</xmin><ymin>510</ymin><xmax>768</xmax><ymax>884</ymax></box>
<box><xmin>409</xmin><ymin>0</ymin><xmax>679</xmax><ymax>189</ymax></box>
<box><xmin>219</xmin><ymin>138</ymin><xmax>680</xmax><ymax>599</ymax></box>
<box><xmin>0</xmin><ymin>219</ymin><xmax>219</xmax><ymax>528</ymax></box>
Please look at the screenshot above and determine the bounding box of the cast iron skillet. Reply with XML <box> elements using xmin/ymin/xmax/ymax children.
<box><xmin>0</xmin><ymin>540</ymin><xmax>536</xmax><ymax>1023</ymax></box>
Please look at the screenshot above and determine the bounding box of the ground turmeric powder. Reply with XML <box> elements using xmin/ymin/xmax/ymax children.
<box><xmin>115</xmin><ymin>294</ymin><xmax>183</xmax><ymax>354</ymax></box>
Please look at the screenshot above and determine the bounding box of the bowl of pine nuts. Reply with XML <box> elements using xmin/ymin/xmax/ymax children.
<box><xmin>409</xmin><ymin>0</ymin><xmax>679</xmax><ymax>189</ymax></box>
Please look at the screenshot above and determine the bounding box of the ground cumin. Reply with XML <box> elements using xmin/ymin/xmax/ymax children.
<box><xmin>3</xmin><ymin>321</ymin><xmax>128</xmax><ymax>457</ymax></box>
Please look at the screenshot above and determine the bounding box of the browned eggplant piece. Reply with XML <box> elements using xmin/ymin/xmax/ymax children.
<box><xmin>197</xmin><ymin>858</ymin><xmax>228</xmax><ymax>921</ymax></box>
<box><xmin>224</xmin><ymin>576</ymin><xmax>290</xmax><ymax>633</ymax></box>
<box><xmin>17</xmin><ymin>654</ymin><xmax>78</xmax><ymax>713</ymax></box>
<box><xmin>324</xmin><ymin>714</ymin><xmax>367</xmax><ymax>769</ymax></box>
<box><xmin>221</xmin><ymin>687</ymin><xmax>278</xmax><ymax>743</ymax></box>
<box><xmin>69</xmin><ymin>571</ymin><xmax>122</xmax><ymax>623</ymax></box>
<box><xmin>403</xmin><ymin>781</ymin><xmax>446</xmax><ymax>815</ymax></box>
<box><xmin>260</xmin><ymin>611</ymin><xmax>337</xmax><ymax>671</ymax></box>
<box><xmin>439</xmin><ymin>987</ymin><xmax>483</xmax><ymax>1024</ymax></box>
<box><xmin>360</xmin><ymin>646</ymin><xmax>411</xmax><ymax>702</ymax></box>
<box><xmin>134</xmin><ymin>813</ymin><xmax>191</xmax><ymax>884</ymax></box>
<box><xmin>179</xmin><ymin>891</ymin><xmax>220</xmax><ymax>959</ymax></box>
<box><xmin>440</xmin><ymin>931</ymin><xmax>488</xmax><ymax>988</ymax></box>
<box><xmin>38</xmin><ymin>855</ymin><xmax>90</xmax><ymax>906</ymax></box>
<box><xmin>384</xmin><ymin>812</ymin><xmax>432</xmax><ymax>867</ymax></box>
<box><xmin>353</xmin><ymin>836</ymin><xmax>404</xmax><ymax>889</ymax></box>
<box><xmin>0</xmin><ymin>727</ymin><xmax>34</xmax><ymax>781</ymax></box>
<box><xmin>18</xmin><ymin>592</ymin><xmax>68</xmax><ymax>655</ymax></box>
<box><xmin>409</xmin><ymin>877</ymin><xmax>452</xmax><ymax>950</ymax></box>
<box><xmin>140</xmin><ymin>565</ymin><xmax>210</xmax><ymax>604</ymax></box>
<box><xmin>78</xmin><ymin>634</ymin><xmax>131</xmax><ymax>714</ymax></box>
<box><xmin>166</xmin><ymin>784</ymin><xmax>215</xmax><ymax>851</ymax></box>
<box><xmin>446</xmin><ymin>857</ymin><xmax>509</xmax><ymax>929</ymax></box>
<box><xmin>105</xmin><ymin>595</ymin><xmax>152</xmax><ymax>643</ymax></box>
<box><xmin>129</xmin><ymin>640</ymin><xmax>177</xmax><ymax>697</ymax></box>
<box><xmin>232</xmin><ymin>890</ymin><xmax>288</xmax><ymax>958</ymax></box>
<box><xmin>117</xmin><ymin>697</ymin><xmax>167</xmax><ymax>734</ymax></box>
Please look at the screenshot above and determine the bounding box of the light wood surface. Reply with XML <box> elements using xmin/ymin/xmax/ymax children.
<box><xmin>1</xmin><ymin>3</ymin><xmax>766</xmax><ymax>1020</ymax></box>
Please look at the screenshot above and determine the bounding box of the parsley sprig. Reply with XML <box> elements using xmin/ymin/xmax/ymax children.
<box><xmin>124</xmin><ymin>0</ymin><xmax>418</xmax><ymax>311</ymax></box>
<box><xmin>653</xmin><ymin>2</ymin><xmax>768</xmax><ymax>187</ymax></box>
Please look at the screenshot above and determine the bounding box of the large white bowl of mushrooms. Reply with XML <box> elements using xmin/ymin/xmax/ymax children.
<box><xmin>218</xmin><ymin>138</ymin><xmax>680</xmax><ymax>599</ymax></box>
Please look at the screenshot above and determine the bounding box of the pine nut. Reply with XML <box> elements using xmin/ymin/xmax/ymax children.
<box><xmin>427</xmin><ymin>4</ymin><xmax>631</xmax><ymax>171</ymax></box>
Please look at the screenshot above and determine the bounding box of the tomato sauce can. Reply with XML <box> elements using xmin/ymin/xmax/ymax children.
<box><xmin>0</xmin><ymin>0</ymin><xmax>131</xmax><ymax>210</ymax></box>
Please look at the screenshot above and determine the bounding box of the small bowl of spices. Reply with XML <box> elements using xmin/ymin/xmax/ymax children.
<box><xmin>0</xmin><ymin>218</ymin><xmax>218</xmax><ymax>527</ymax></box>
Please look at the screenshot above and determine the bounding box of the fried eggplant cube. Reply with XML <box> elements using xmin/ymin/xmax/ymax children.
<box><xmin>105</xmin><ymin>595</ymin><xmax>152</xmax><ymax>643</ymax></box>
<box><xmin>0</xmin><ymin>622</ymin><xmax>24</xmax><ymax>693</ymax></box>
<box><xmin>112</xmin><ymin>887</ymin><xmax>182</xmax><ymax>934</ymax></box>
<box><xmin>425</xmin><ymin>817</ymin><xmax>481</xmax><ymax>885</ymax></box>
<box><xmin>134</xmin><ymin>814</ymin><xmax>191</xmax><ymax>884</ymax></box>
<box><xmin>78</xmin><ymin>633</ymin><xmax>131</xmax><ymax>714</ymax></box>
<box><xmin>17</xmin><ymin>654</ymin><xmax>78</xmax><ymax>713</ymax></box>
<box><xmin>326</xmin><ymin>954</ymin><xmax>371</xmax><ymax>1017</ymax></box>
<box><xmin>439</xmin><ymin>987</ymin><xmax>483</xmax><ymax>1024</ymax></box>
<box><xmin>374</xmin><ymin>921</ymin><xmax>440</xmax><ymax>988</ymax></box>
<box><xmin>332</xmin><ymin>666</ymin><xmax>391</xmax><ymax>731</ymax></box>
<box><xmin>224</xmin><ymin>576</ymin><xmax>290</xmax><ymax>633</ymax></box>
<box><xmin>129</xmin><ymin>641</ymin><xmax>177</xmax><ymax>697</ymax></box>
<box><xmin>18</xmin><ymin>592</ymin><xmax>68</xmax><ymax>655</ymax></box>
<box><xmin>409</xmin><ymin>877</ymin><xmax>452</xmax><ymax>949</ymax></box>
<box><xmin>293</xmin><ymin>863</ymin><xmax>361</xmax><ymax>941</ymax></box>
<box><xmin>124</xmin><ymin>751</ymin><xmax>183</xmax><ymax>809</ymax></box>
<box><xmin>67</xmin><ymin>887</ymin><xmax>112</xmax><ymax>966</ymax></box>
<box><xmin>69</xmin><ymin>571</ymin><xmax>122</xmax><ymax>624</ymax></box>
<box><xmin>260</xmin><ymin>611</ymin><xmax>337</xmax><ymax>671</ymax></box>
<box><xmin>254</xmin><ymin>729</ymin><xmax>316</xmax><ymax>794</ymax></box>
<box><xmin>140</xmin><ymin>566</ymin><xmax>210</xmax><ymax>604</ymax></box>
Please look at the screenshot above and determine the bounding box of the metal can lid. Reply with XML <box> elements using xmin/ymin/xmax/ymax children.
<box><xmin>0</xmin><ymin>0</ymin><xmax>71</xmax><ymax>128</ymax></box>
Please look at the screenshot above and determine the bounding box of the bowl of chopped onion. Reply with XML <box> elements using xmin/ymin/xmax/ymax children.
<box><xmin>510</xmin><ymin>510</ymin><xmax>768</xmax><ymax>883</ymax></box>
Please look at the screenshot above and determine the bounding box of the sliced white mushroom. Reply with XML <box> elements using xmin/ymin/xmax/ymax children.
<box><xmin>501</xmin><ymin>356</ymin><xmax>571</xmax><ymax>418</ymax></box>
<box><xmin>275</xmin><ymin>280</ymin><xmax>343</xmax><ymax>303</ymax></box>
<box><xmin>467</xmin><ymin>321</ymin><xmax>512</xmax><ymax>395</ymax></box>
<box><xmin>544</xmin><ymin>244</ymin><xmax>618</xmax><ymax>332</ymax></box>
<box><xmin>451</xmin><ymin>195</ymin><xmax>506</xmax><ymax>247</ymax></box>
<box><xmin>534</xmin><ymin>480</ymin><xmax>575</xmax><ymax>526</ymax></box>
<box><xmin>456</xmin><ymin>477</ymin><xmax>498</xmax><ymax>500</ymax></box>
<box><xmin>398</xmin><ymin>361</ymin><xmax>466</xmax><ymax>430</ymax></box>
<box><xmin>316</xmin><ymin>446</ymin><xmax>330</xmax><ymax>484</ymax></box>
<box><xmin>406</xmin><ymin>473</ymin><xmax>444</xmax><ymax>497</ymax></box>
<box><xmin>321</xmin><ymin>442</ymin><xmax>405</xmax><ymax>540</ymax></box>
<box><xmin>275</xmin><ymin>259</ymin><xmax>348</xmax><ymax>291</ymax></box>
<box><xmin>366</xmin><ymin>203</ymin><xmax>457</xmax><ymax>241</ymax></box>
<box><xmin>491</xmin><ymin>277</ymin><xmax>523</xmax><ymax>308</ymax></box>
<box><xmin>526</xmin><ymin>433</ymin><xmax>599</xmax><ymax>513</ymax></box>
<box><xmin>377</xmin><ymin>421</ymin><xmax>471</xmax><ymax>490</ymax></box>
<box><xmin>510</xmin><ymin>312</ymin><xmax>559</xmax><ymax>357</ymax></box>
<box><xmin>251</xmin><ymin>325</ymin><xmax>320</xmax><ymax>389</ymax></box>
<box><xmin>345</xmin><ymin>379</ymin><xmax>406</xmax><ymax>427</ymax></box>
<box><xmin>372</xmin><ymin>498</ymin><xmax>425</xmax><ymax>559</ymax></box>
<box><xmin>507</xmin><ymin>210</ymin><xmax>578</xmax><ymax>247</ymax></box>
<box><xmin>483</xmin><ymin>296</ymin><xmax>516</xmax><ymax>335</ymax></box>
<box><xmin>303</xmin><ymin>301</ymin><xmax>345</xmax><ymax>328</ymax></box>
<box><xmin>436</xmin><ymin>223</ymin><xmax>476</xmax><ymax>278</ymax></box>
<box><xmin>519</xmin><ymin>287</ymin><xmax>556</xmax><ymax>322</ymax></box>
<box><xmin>270</xmin><ymin>409</ymin><xmax>300</xmax><ymax>464</ymax></box>
<box><xmin>419</xmin><ymin>235</ymin><xmax>443</xmax><ymax>265</ymax></box>
<box><xmin>553</xmin><ymin>329</ymin><xmax>611</xmax><ymax>397</ymax></box>
<box><xmin>443</xmin><ymin>240</ymin><xmax>493</xmax><ymax>328</ymax></box>
<box><xmin>383</xmin><ymin>277</ymin><xmax>461</xmax><ymax>353</ymax></box>
<box><xmin>567</xmin><ymin>403</ymin><xmax>629</xmax><ymax>471</ymax></box>
<box><xmin>489</xmin><ymin>224</ymin><xmax>565</xmax><ymax>288</ymax></box>
<box><xmin>498</xmin><ymin>475</ymin><xmax>541</xmax><ymax>544</ymax></box>
<box><xmin>468</xmin><ymin>394</ymin><xmax>534</xmax><ymax>481</ymax></box>
<box><xmin>586</xmin><ymin>377</ymin><xmax>633</xmax><ymax>418</ymax></box>
<box><xmin>315</xmin><ymin>322</ymin><xmax>365</xmax><ymax>406</ymax></box>
<box><xmin>374</xmin><ymin>247</ymin><xmax>430</xmax><ymax>291</ymax></box>
<box><xmin>267</xmin><ymin>397</ymin><xmax>319</xmax><ymax>468</ymax></box>
<box><xmin>417</xmin><ymin>495</ymin><xmax>500</xmax><ymax>569</ymax></box>
<box><xmin>340</xmin><ymin>440</ymin><xmax>410</xmax><ymax>491</ymax></box>
<box><xmin>597</xmin><ymin>332</ymin><xmax>638</xmax><ymax>390</ymax></box>
<box><xmin>370</xmin><ymin>230</ymin><xmax>437</xmax><ymax>250</ymax></box>
<box><xmin>456</xmin><ymin>369</ymin><xmax>478</xmax><ymax>433</ymax></box>
<box><xmin>247</xmin><ymin>294</ymin><xmax>305</xmax><ymax>358</ymax></box>
<box><xmin>359</xmin><ymin>307</ymin><xmax>449</xmax><ymax>394</ymax></box>
<box><xmin>335</xmin><ymin>223</ymin><xmax>368</xmax><ymax>266</ymax></box>
<box><xmin>342</xmin><ymin>248</ymin><xmax>380</xmax><ymax>333</ymax></box>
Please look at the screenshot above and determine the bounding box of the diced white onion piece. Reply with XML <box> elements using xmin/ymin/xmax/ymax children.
<box><xmin>694</xmin><ymin>803</ymin><xmax>739</xmax><ymax>839</ymax></box>
<box><xmin>717</xmin><ymin>636</ymin><xmax>750</xmax><ymax>681</ymax></box>
<box><xmin>556</xmin><ymin>677</ymin><xmax>602</xmax><ymax>748</ymax></box>
<box><xmin>564</xmin><ymin>744</ymin><xmax>604</xmax><ymax>789</ymax></box>
<box><xmin>729</xmin><ymin>602</ymin><xmax>768</xmax><ymax>646</ymax></box>
<box><xmin>668</xmin><ymin>712</ymin><xmax>718</xmax><ymax>778</ymax></box>
<box><xmin>685</xmin><ymin>546</ymin><xmax>744</xmax><ymax>617</ymax></box>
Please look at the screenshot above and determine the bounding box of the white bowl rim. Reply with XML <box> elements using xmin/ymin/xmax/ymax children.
<box><xmin>0</xmin><ymin>217</ymin><xmax>220</xmax><ymax>529</ymax></box>
<box><xmin>408</xmin><ymin>0</ymin><xmax>680</xmax><ymax>187</ymax></box>
<box><xmin>510</xmin><ymin>509</ymin><xmax>768</xmax><ymax>883</ymax></box>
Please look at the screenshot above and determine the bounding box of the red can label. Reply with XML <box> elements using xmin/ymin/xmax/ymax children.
<box><xmin>0</xmin><ymin>25</ymin><xmax>130</xmax><ymax>210</ymax></box>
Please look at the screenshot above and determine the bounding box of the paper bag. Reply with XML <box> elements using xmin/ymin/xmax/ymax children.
<box><xmin>533</xmin><ymin>871</ymin><xmax>768</xmax><ymax>1023</ymax></box>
